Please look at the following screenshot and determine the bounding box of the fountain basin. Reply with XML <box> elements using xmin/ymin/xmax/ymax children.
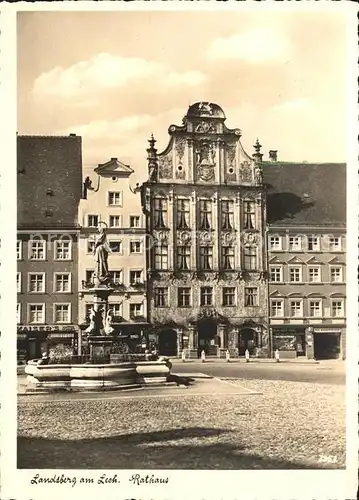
<box><xmin>24</xmin><ymin>360</ymin><xmax>171</xmax><ymax>392</ymax></box>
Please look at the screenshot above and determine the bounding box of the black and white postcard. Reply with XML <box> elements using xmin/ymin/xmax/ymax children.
<box><xmin>0</xmin><ymin>2</ymin><xmax>358</xmax><ymax>500</ymax></box>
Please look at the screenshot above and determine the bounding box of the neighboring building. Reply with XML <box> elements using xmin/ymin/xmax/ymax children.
<box><xmin>141</xmin><ymin>102</ymin><xmax>269</xmax><ymax>358</ymax></box>
<box><xmin>17</xmin><ymin>135</ymin><xmax>83</xmax><ymax>361</ymax></box>
<box><xmin>264</xmin><ymin>159</ymin><xmax>346</xmax><ymax>360</ymax></box>
<box><xmin>78</xmin><ymin>157</ymin><xmax>149</xmax><ymax>352</ymax></box>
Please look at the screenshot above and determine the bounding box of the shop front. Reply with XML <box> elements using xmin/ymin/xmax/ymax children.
<box><xmin>17</xmin><ymin>325</ymin><xmax>78</xmax><ymax>363</ymax></box>
<box><xmin>271</xmin><ymin>327</ymin><xmax>307</xmax><ymax>359</ymax></box>
<box><xmin>312</xmin><ymin>327</ymin><xmax>343</xmax><ymax>360</ymax></box>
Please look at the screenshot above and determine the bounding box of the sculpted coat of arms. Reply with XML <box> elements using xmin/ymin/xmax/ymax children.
<box><xmin>195</xmin><ymin>142</ymin><xmax>216</xmax><ymax>181</ymax></box>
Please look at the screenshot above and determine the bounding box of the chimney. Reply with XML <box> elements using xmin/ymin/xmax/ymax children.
<box><xmin>111</xmin><ymin>157</ymin><xmax>118</xmax><ymax>161</ymax></box>
<box><xmin>269</xmin><ymin>150</ymin><xmax>278</xmax><ymax>162</ymax></box>
<box><xmin>69</xmin><ymin>133</ymin><xmax>76</xmax><ymax>137</ymax></box>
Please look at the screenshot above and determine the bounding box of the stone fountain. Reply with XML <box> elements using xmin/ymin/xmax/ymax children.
<box><xmin>24</xmin><ymin>225</ymin><xmax>172</xmax><ymax>392</ymax></box>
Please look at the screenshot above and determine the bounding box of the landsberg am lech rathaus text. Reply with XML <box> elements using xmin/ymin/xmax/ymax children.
<box><xmin>17</xmin><ymin>102</ymin><xmax>347</xmax><ymax>362</ymax></box>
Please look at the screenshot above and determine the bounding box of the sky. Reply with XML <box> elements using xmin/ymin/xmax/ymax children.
<box><xmin>17</xmin><ymin>10</ymin><xmax>349</xmax><ymax>184</ymax></box>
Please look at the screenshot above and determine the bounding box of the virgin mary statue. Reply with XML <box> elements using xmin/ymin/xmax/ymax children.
<box><xmin>93</xmin><ymin>226</ymin><xmax>111</xmax><ymax>281</ymax></box>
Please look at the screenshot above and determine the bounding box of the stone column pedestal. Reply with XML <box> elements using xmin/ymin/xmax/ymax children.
<box><xmin>88</xmin><ymin>336</ymin><xmax>115</xmax><ymax>360</ymax></box>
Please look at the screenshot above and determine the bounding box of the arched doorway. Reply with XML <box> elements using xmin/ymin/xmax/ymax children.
<box><xmin>197</xmin><ymin>319</ymin><xmax>218</xmax><ymax>356</ymax></box>
<box><xmin>158</xmin><ymin>329</ymin><xmax>177</xmax><ymax>356</ymax></box>
<box><xmin>238</xmin><ymin>328</ymin><xmax>256</xmax><ymax>356</ymax></box>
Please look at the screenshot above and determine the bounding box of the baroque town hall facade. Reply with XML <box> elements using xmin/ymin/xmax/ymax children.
<box><xmin>141</xmin><ymin>103</ymin><xmax>269</xmax><ymax>358</ymax></box>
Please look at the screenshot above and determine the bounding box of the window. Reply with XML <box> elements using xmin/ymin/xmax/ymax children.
<box><xmin>199</xmin><ymin>246</ymin><xmax>213</xmax><ymax>270</ymax></box>
<box><xmin>153</xmin><ymin>198</ymin><xmax>167</xmax><ymax>229</ymax></box>
<box><xmin>130</xmin><ymin>303</ymin><xmax>142</xmax><ymax>318</ymax></box>
<box><xmin>199</xmin><ymin>200</ymin><xmax>212</xmax><ymax>230</ymax></box>
<box><xmin>244</xmin><ymin>287</ymin><xmax>258</xmax><ymax>307</ymax></box>
<box><xmin>271</xmin><ymin>300</ymin><xmax>284</xmax><ymax>317</ymax></box>
<box><xmin>270</xmin><ymin>266</ymin><xmax>282</xmax><ymax>282</ymax></box>
<box><xmin>289</xmin><ymin>236</ymin><xmax>302</xmax><ymax>251</ymax></box>
<box><xmin>155</xmin><ymin>287</ymin><xmax>168</xmax><ymax>307</ymax></box>
<box><xmin>200</xmin><ymin>287</ymin><xmax>213</xmax><ymax>306</ymax></box>
<box><xmin>243</xmin><ymin>201</ymin><xmax>255</xmax><ymax>229</ymax></box>
<box><xmin>129</xmin><ymin>270</ymin><xmax>142</xmax><ymax>284</ymax></box>
<box><xmin>329</xmin><ymin>237</ymin><xmax>341</xmax><ymax>251</ymax></box>
<box><xmin>54</xmin><ymin>273</ymin><xmax>71</xmax><ymax>293</ymax></box>
<box><xmin>29</xmin><ymin>240</ymin><xmax>46</xmax><ymax>260</ymax></box>
<box><xmin>87</xmin><ymin>240</ymin><xmax>95</xmax><ymax>253</ymax></box>
<box><xmin>108</xmin><ymin>191</ymin><xmax>122</xmax><ymax>206</ymax></box>
<box><xmin>130</xmin><ymin>216</ymin><xmax>140</xmax><ymax>228</ymax></box>
<box><xmin>331</xmin><ymin>299</ymin><xmax>344</xmax><ymax>317</ymax></box>
<box><xmin>223</xmin><ymin>287</ymin><xmax>236</xmax><ymax>306</ymax></box>
<box><xmin>130</xmin><ymin>241</ymin><xmax>142</xmax><ymax>254</ymax></box>
<box><xmin>176</xmin><ymin>199</ymin><xmax>190</xmax><ymax>229</ymax></box>
<box><xmin>28</xmin><ymin>273</ymin><xmax>45</xmax><ymax>293</ymax></box>
<box><xmin>17</xmin><ymin>240</ymin><xmax>22</xmax><ymax>260</ymax></box>
<box><xmin>54</xmin><ymin>304</ymin><xmax>71</xmax><ymax>323</ymax></box>
<box><xmin>86</xmin><ymin>270</ymin><xmax>94</xmax><ymax>283</ymax></box>
<box><xmin>221</xmin><ymin>246</ymin><xmax>235</xmax><ymax>270</ymax></box>
<box><xmin>85</xmin><ymin>304</ymin><xmax>93</xmax><ymax>322</ymax></box>
<box><xmin>308</xmin><ymin>266</ymin><xmax>321</xmax><ymax>283</ymax></box>
<box><xmin>29</xmin><ymin>304</ymin><xmax>45</xmax><ymax>324</ymax></box>
<box><xmin>110</xmin><ymin>303</ymin><xmax>123</xmax><ymax>320</ymax></box>
<box><xmin>330</xmin><ymin>267</ymin><xmax>343</xmax><ymax>283</ymax></box>
<box><xmin>54</xmin><ymin>240</ymin><xmax>72</xmax><ymax>260</ymax></box>
<box><xmin>17</xmin><ymin>303</ymin><xmax>21</xmax><ymax>324</ymax></box>
<box><xmin>178</xmin><ymin>287</ymin><xmax>191</xmax><ymax>307</ymax></box>
<box><xmin>87</xmin><ymin>215</ymin><xmax>99</xmax><ymax>227</ymax></box>
<box><xmin>269</xmin><ymin>236</ymin><xmax>281</xmax><ymax>250</ymax></box>
<box><xmin>177</xmin><ymin>246</ymin><xmax>191</xmax><ymax>270</ymax></box>
<box><xmin>109</xmin><ymin>240</ymin><xmax>122</xmax><ymax>253</ymax></box>
<box><xmin>289</xmin><ymin>266</ymin><xmax>302</xmax><ymax>283</ymax></box>
<box><xmin>221</xmin><ymin>200</ymin><xmax>234</xmax><ymax>230</ymax></box>
<box><xmin>17</xmin><ymin>272</ymin><xmax>21</xmax><ymax>293</ymax></box>
<box><xmin>244</xmin><ymin>246</ymin><xmax>257</xmax><ymax>270</ymax></box>
<box><xmin>309</xmin><ymin>300</ymin><xmax>322</xmax><ymax>317</ymax></box>
<box><xmin>154</xmin><ymin>245</ymin><xmax>168</xmax><ymax>270</ymax></box>
<box><xmin>109</xmin><ymin>215</ymin><xmax>121</xmax><ymax>228</ymax></box>
<box><xmin>289</xmin><ymin>300</ymin><xmax>303</xmax><ymax>317</ymax></box>
<box><xmin>109</xmin><ymin>270</ymin><xmax>122</xmax><ymax>284</ymax></box>
<box><xmin>308</xmin><ymin>235</ymin><xmax>320</xmax><ymax>251</ymax></box>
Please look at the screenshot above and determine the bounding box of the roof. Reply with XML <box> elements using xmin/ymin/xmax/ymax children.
<box><xmin>186</xmin><ymin>102</ymin><xmax>226</xmax><ymax>120</ymax></box>
<box><xmin>17</xmin><ymin>135</ymin><xmax>83</xmax><ymax>228</ymax></box>
<box><xmin>263</xmin><ymin>162</ymin><xmax>346</xmax><ymax>227</ymax></box>
<box><xmin>94</xmin><ymin>157</ymin><xmax>134</xmax><ymax>176</ymax></box>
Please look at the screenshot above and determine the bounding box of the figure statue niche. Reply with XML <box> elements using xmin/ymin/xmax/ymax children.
<box><xmin>93</xmin><ymin>225</ymin><xmax>111</xmax><ymax>283</ymax></box>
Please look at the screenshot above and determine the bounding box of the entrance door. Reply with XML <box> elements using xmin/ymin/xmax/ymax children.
<box><xmin>197</xmin><ymin>320</ymin><xmax>217</xmax><ymax>356</ymax></box>
<box><xmin>238</xmin><ymin>328</ymin><xmax>255</xmax><ymax>356</ymax></box>
<box><xmin>158</xmin><ymin>329</ymin><xmax>177</xmax><ymax>357</ymax></box>
<box><xmin>314</xmin><ymin>333</ymin><xmax>340</xmax><ymax>360</ymax></box>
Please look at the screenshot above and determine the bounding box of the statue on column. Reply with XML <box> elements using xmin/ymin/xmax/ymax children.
<box><xmin>93</xmin><ymin>224</ymin><xmax>111</xmax><ymax>282</ymax></box>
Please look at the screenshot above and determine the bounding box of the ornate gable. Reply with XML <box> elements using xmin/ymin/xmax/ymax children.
<box><xmin>94</xmin><ymin>158</ymin><xmax>134</xmax><ymax>177</ymax></box>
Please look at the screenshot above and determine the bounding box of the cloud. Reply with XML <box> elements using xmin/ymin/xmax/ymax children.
<box><xmin>33</xmin><ymin>53</ymin><xmax>207</xmax><ymax>100</ymax></box>
<box><xmin>207</xmin><ymin>28</ymin><xmax>291</xmax><ymax>64</ymax></box>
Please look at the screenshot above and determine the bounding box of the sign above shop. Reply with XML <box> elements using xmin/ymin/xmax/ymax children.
<box><xmin>314</xmin><ymin>328</ymin><xmax>341</xmax><ymax>333</ymax></box>
<box><xmin>18</xmin><ymin>325</ymin><xmax>76</xmax><ymax>332</ymax></box>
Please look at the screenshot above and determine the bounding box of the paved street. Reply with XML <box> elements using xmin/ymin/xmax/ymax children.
<box><xmin>18</xmin><ymin>361</ymin><xmax>345</xmax><ymax>470</ymax></box>
<box><xmin>172</xmin><ymin>359</ymin><xmax>345</xmax><ymax>386</ymax></box>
